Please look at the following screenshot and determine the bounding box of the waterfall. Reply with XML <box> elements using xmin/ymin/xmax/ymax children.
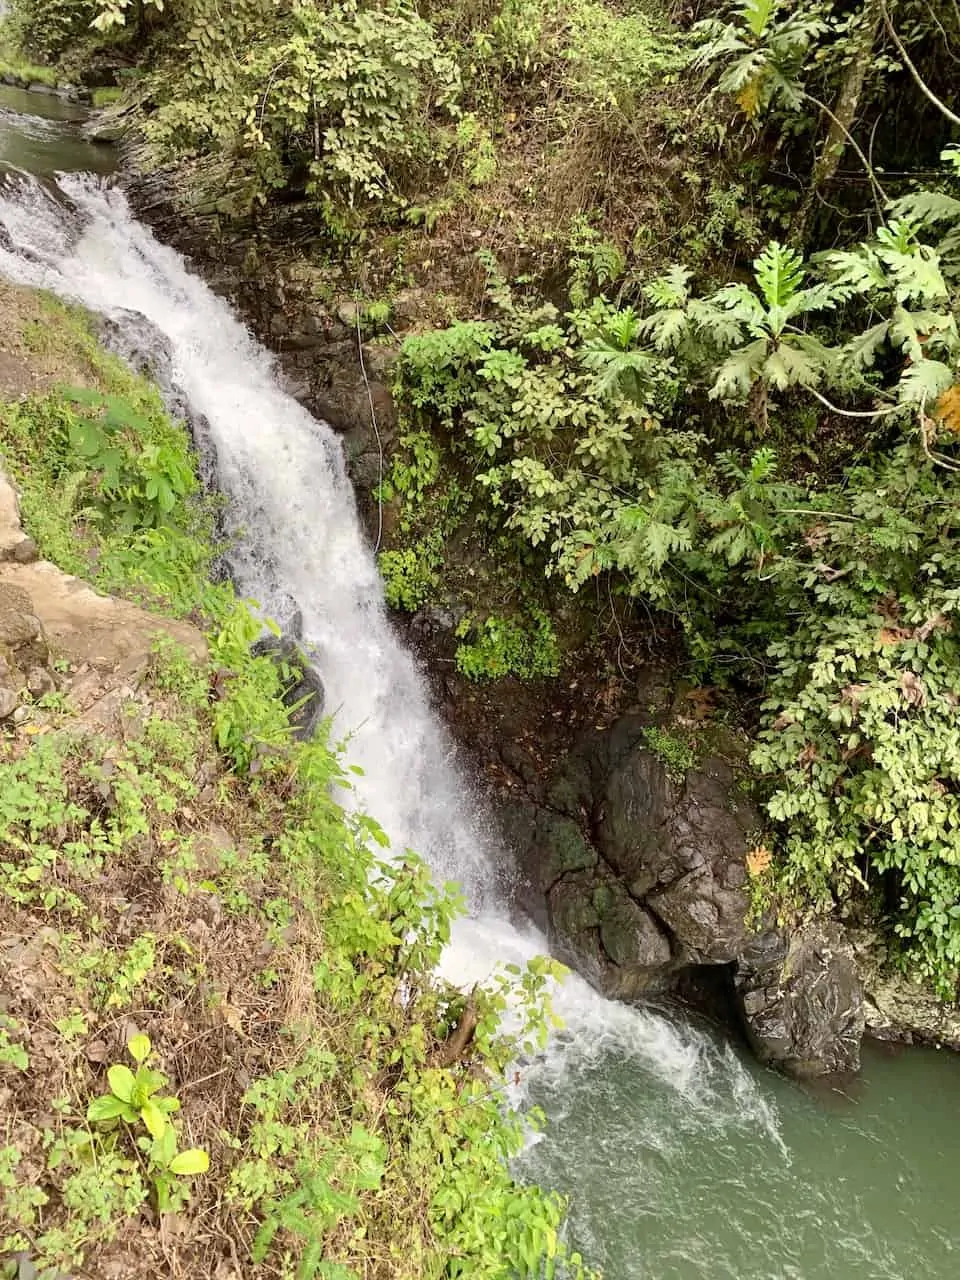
<box><xmin>0</xmin><ymin>170</ymin><xmax>786</xmax><ymax>1275</ymax></box>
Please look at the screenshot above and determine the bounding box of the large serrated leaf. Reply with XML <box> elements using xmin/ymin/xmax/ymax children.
<box><xmin>754</xmin><ymin>241</ymin><xmax>804</xmax><ymax>309</ymax></box>
<box><xmin>898</xmin><ymin>359</ymin><xmax>955</xmax><ymax>406</ymax></box>
<box><xmin>709</xmin><ymin>338</ymin><xmax>768</xmax><ymax>401</ymax></box>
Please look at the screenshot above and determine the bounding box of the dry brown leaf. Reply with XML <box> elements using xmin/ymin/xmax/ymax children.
<box><xmin>900</xmin><ymin>671</ymin><xmax>927</xmax><ymax>708</ymax></box>
<box><xmin>737</xmin><ymin>78</ymin><xmax>762</xmax><ymax>117</ymax></box>
<box><xmin>746</xmin><ymin>845</ymin><xmax>773</xmax><ymax>877</ymax></box>
<box><xmin>841</xmin><ymin>683</ymin><xmax>871</xmax><ymax>711</ymax></box>
<box><xmin>85</xmin><ymin>1039</ymin><xmax>110</xmax><ymax>1064</ymax></box>
<box><xmin>915</xmin><ymin>612</ymin><xmax>951</xmax><ymax>642</ymax></box>
<box><xmin>803</xmin><ymin>522</ymin><xmax>829</xmax><ymax>551</ymax></box>
<box><xmin>878</xmin><ymin>627</ymin><xmax>911</xmax><ymax>646</ymax></box>
<box><xmin>935</xmin><ymin>383</ymin><xmax>960</xmax><ymax>434</ymax></box>
<box><xmin>683</xmin><ymin>686</ymin><xmax>717</xmax><ymax>721</ymax></box>
<box><xmin>798</xmin><ymin>743</ymin><xmax>818</xmax><ymax>767</ymax></box>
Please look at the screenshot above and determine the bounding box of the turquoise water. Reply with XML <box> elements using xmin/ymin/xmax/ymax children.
<box><xmin>518</xmin><ymin>1031</ymin><xmax>960</xmax><ymax>1278</ymax></box>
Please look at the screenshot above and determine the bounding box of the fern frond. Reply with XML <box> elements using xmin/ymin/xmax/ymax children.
<box><xmin>843</xmin><ymin>321</ymin><xmax>890</xmax><ymax>371</ymax></box>
<box><xmin>887</xmin><ymin>307</ymin><xmax>949</xmax><ymax>364</ymax></box>
<box><xmin>717</xmin><ymin>50</ymin><xmax>769</xmax><ymax>95</ymax></box>
<box><xmin>822</xmin><ymin>247</ymin><xmax>886</xmax><ymax>295</ymax></box>
<box><xmin>688</xmin><ymin>299</ymin><xmax>744</xmax><ymax>351</ymax></box>
<box><xmin>644</xmin><ymin>265</ymin><xmax>692</xmax><ymax>309</ymax></box>
<box><xmin>877</xmin><ymin>244</ymin><xmax>949</xmax><ymax>305</ymax></box>
<box><xmin>782</xmin><ymin>280</ymin><xmax>847</xmax><ymax>321</ymax></box>
<box><xmin>689</xmin><ymin>24</ymin><xmax>749</xmax><ymax>70</ymax></box>
<box><xmin>709</xmin><ymin>337</ymin><xmax>768</xmax><ymax>401</ymax></box>
<box><xmin>743</xmin><ymin>0</ymin><xmax>775</xmax><ymax>39</ymax></box>
<box><xmin>898</xmin><ymin>358</ymin><xmax>955</xmax><ymax>406</ymax></box>
<box><xmin>754</xmin><ymin>241</ymin><xmax>804</xmax><ymax>309</ymax></box>
<box><xmin>763</xmin><ymin>64</ymin><xmax>805</xmax><ymax>112</ymax></box>
<box><xmin>580</xmin><ymin>344</ymin><xmax>659</xmax><ymax>402</ymax></box>
<box><xmin>765</xmin><ymin>334</ymin><xmax>836</xmax><ymax>391</ymax></box>
<box><xmin>890</xmin><ymin>190</ymin><xmax>960</xmax><ymax>227</ymax></box>
<box><xmin>637</xmin><ymin>309</ymin><xmax>688</xmax><ymax>353</ymax></box>
<box><xmin>710</xmin><ymin>282</ymin><xmax>767</xmax><ymax>334</ymax></box>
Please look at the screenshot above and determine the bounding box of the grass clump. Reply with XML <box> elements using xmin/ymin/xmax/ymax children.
<box><xmin>0</xmin><ymin>39</ymin><xmax>59</xmax><ymax>87</ymax></box>
<box><xmin>0</xmin><ymin>290</ymin><xmax>591</xmax><ymax>1279</ymax></box>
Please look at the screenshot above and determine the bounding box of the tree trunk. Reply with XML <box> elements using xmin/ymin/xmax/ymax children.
<box><xmin>792</xmin><ymin>0</ymin><xmax>882</xmax><ymax>245</ymax></box>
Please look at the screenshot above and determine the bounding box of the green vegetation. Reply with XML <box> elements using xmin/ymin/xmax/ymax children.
<box><xmin>0</xmin><ymin>35</ymin><xmax>59</xmax><ymax>86</ymax></box>
<box><xmin>4</xmin><ymin>0</ymin><xmax>960</xmax><ymax>1035</ymax></box>
<box><xmin>0</xmin><ymin>290</ymin><xmax>590</xmax><ymax>1278</ymax></box>
<box><xmin>642</xmin><ymin>727</ymin><xmax>699</xmax><ymax>781</ymax></box>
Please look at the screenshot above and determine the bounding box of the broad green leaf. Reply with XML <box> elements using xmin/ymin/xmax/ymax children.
<box><xmin>87</xmin><ymin>1093</ymin><xmax>128</xmax><ymax>1123</ymax></box>
<box><xmin>69</xmin><ymin>419</ymin><xmax>105</xmax><ymax>458</ymax></box>
<box><xmin>140</xmin><ymin>1097</ymin><xmax>168</xmax><ymax>1140</ymax></box>
<box><xmin>107</xmin><ymin>1063</ymin><xmax>136</xmax><ymax>1103</ymax></box>
<box><xmin>168</xmin><ymin>1148</ymin><xmax>210</xmax><ymax>1175</ymax></box>
<box><xmin>127</xmin><ymin>1033</ymin><xmax>151</xmax><ymax>1064</ymax></box>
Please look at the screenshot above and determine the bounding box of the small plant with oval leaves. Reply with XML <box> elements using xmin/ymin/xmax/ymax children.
<box><xmin>87</xmin><ymin>1034</ymin><xmax>209</xmax><ymax>1211</ymax></box>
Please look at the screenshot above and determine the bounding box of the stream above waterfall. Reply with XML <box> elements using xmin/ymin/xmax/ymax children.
<box><xmin>1</xmin><ymin>93</ymin><xmax>959</xmax><ymax>1280</ymax></box>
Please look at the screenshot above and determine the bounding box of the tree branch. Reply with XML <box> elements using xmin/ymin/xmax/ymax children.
<box><xmin>799</xmin><ymin>90</ymin><xmax>889</xmax><ymax>214</ymax></box>
<box><xmin>880</xmin><ymin>0</ymin><xmax>960</xmax><ymax>126</ymax></box>
<box><xmin>803</xmin><ymin>384</ymin><xmax>902</xmax><ymax>418</ymax></box>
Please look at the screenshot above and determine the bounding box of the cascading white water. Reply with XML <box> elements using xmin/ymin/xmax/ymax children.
<box><xmin>0</xmin><ymin>169</ymin><xmax>790</xmax><ymax>1273</ymax></box>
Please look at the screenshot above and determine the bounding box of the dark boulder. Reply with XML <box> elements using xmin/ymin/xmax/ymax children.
<box><xmin>734</xmin><ymin>922</ymin><xmax>864</xmax><ymax>1077</ymax></box>
<box><xmin>503</xmin><ymin>714</ymin><xmax>868</xmax><ymax>1078</ymax></box>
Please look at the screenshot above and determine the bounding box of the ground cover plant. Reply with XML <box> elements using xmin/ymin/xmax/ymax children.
<box><xmin>0</xmin><ymin>286</ymin><xmax>588</xmax><ymax>1279</ymax></box>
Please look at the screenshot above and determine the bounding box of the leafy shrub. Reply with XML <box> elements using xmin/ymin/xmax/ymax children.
<box><xmin>394</xmin><ymin>218</ymin><xmax>960</xmax><ymax>994</ymax></box>
<box><xmin>455</xmin><ymin>607</ymin><xmax>560</xmax><ymax>680</ymax></box>
<box><xmin>0</xmin><ymin>296</ymin><xmax>596</xmax><ymax>1280</ymax></box>
<box><xmin>143</xmin><ymin>0</ymin><xmax>460</xmax><ymax>220</ymax></box>
<box><xmin>5</xmin><ymin>0</ymin><xmax>98</xmax><ymax>62</ymax></box>
<box><xmin>692</xmin><ymin>0</ymin><xmax>826</xmax><ymax>119</ymax></box>
<box><xmin>751</xmin><ymin>440</ymin><xmax>960</xmax><ymax>997</ymax></box>
<box><xmin>379</xmin><ymin>533</ymin><xmax>443</xmax><ymax>611</ymax></box>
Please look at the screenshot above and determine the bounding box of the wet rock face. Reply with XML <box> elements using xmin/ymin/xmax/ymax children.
<box><xmin>735</xmin><ymin>923</ymin><xmax>865</xmax><ymax>1077</ymax></box>
<box><xmin>597</xmin><ymin>744</ymin><xmax>755</xmax><ymax>963</ymax></box>
<box><xmin>851</xmin><ymin>929</ymin><xmax>960</xmax><ymax>1052</ymax></box>
<box><xmin>517</xmin><ymin>723</ymin><xmax>759</xmax><ymax>993</ymax></box>
<box><xmin>503</xmin><ymin>714</ymin><xmax>867</xmax><ymax>1079</ymax></box>
<box><xmin>249</xmin><ymin>635</ymin><xmax>325</xmax><ymax>741</ymax></box>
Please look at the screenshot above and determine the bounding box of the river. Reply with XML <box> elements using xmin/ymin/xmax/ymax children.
<box><xmin>0</xmin><ymin>84</ymin><xmax>958</xmax><ymax>1280</ymax></box>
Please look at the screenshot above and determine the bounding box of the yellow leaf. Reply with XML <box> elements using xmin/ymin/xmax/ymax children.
<box><xmin>737</xmin><ymin>76</ymin><xmax>762</xmax><ymax>119</ymax></box>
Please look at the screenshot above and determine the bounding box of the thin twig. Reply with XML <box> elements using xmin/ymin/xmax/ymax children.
<box><xmin>800</xmin><ymin>90</ymin><xmax>889</xmax><ymax>215</ymax></box>
<box><xmin>880</xmin><ymin>0</ymin><xmax>960</xmax><ymax>126</ymax></box>
<box><xmin>920</xmin><ymin>393</ymin><xmax>960</xmax><ymax>471</ymax></box>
